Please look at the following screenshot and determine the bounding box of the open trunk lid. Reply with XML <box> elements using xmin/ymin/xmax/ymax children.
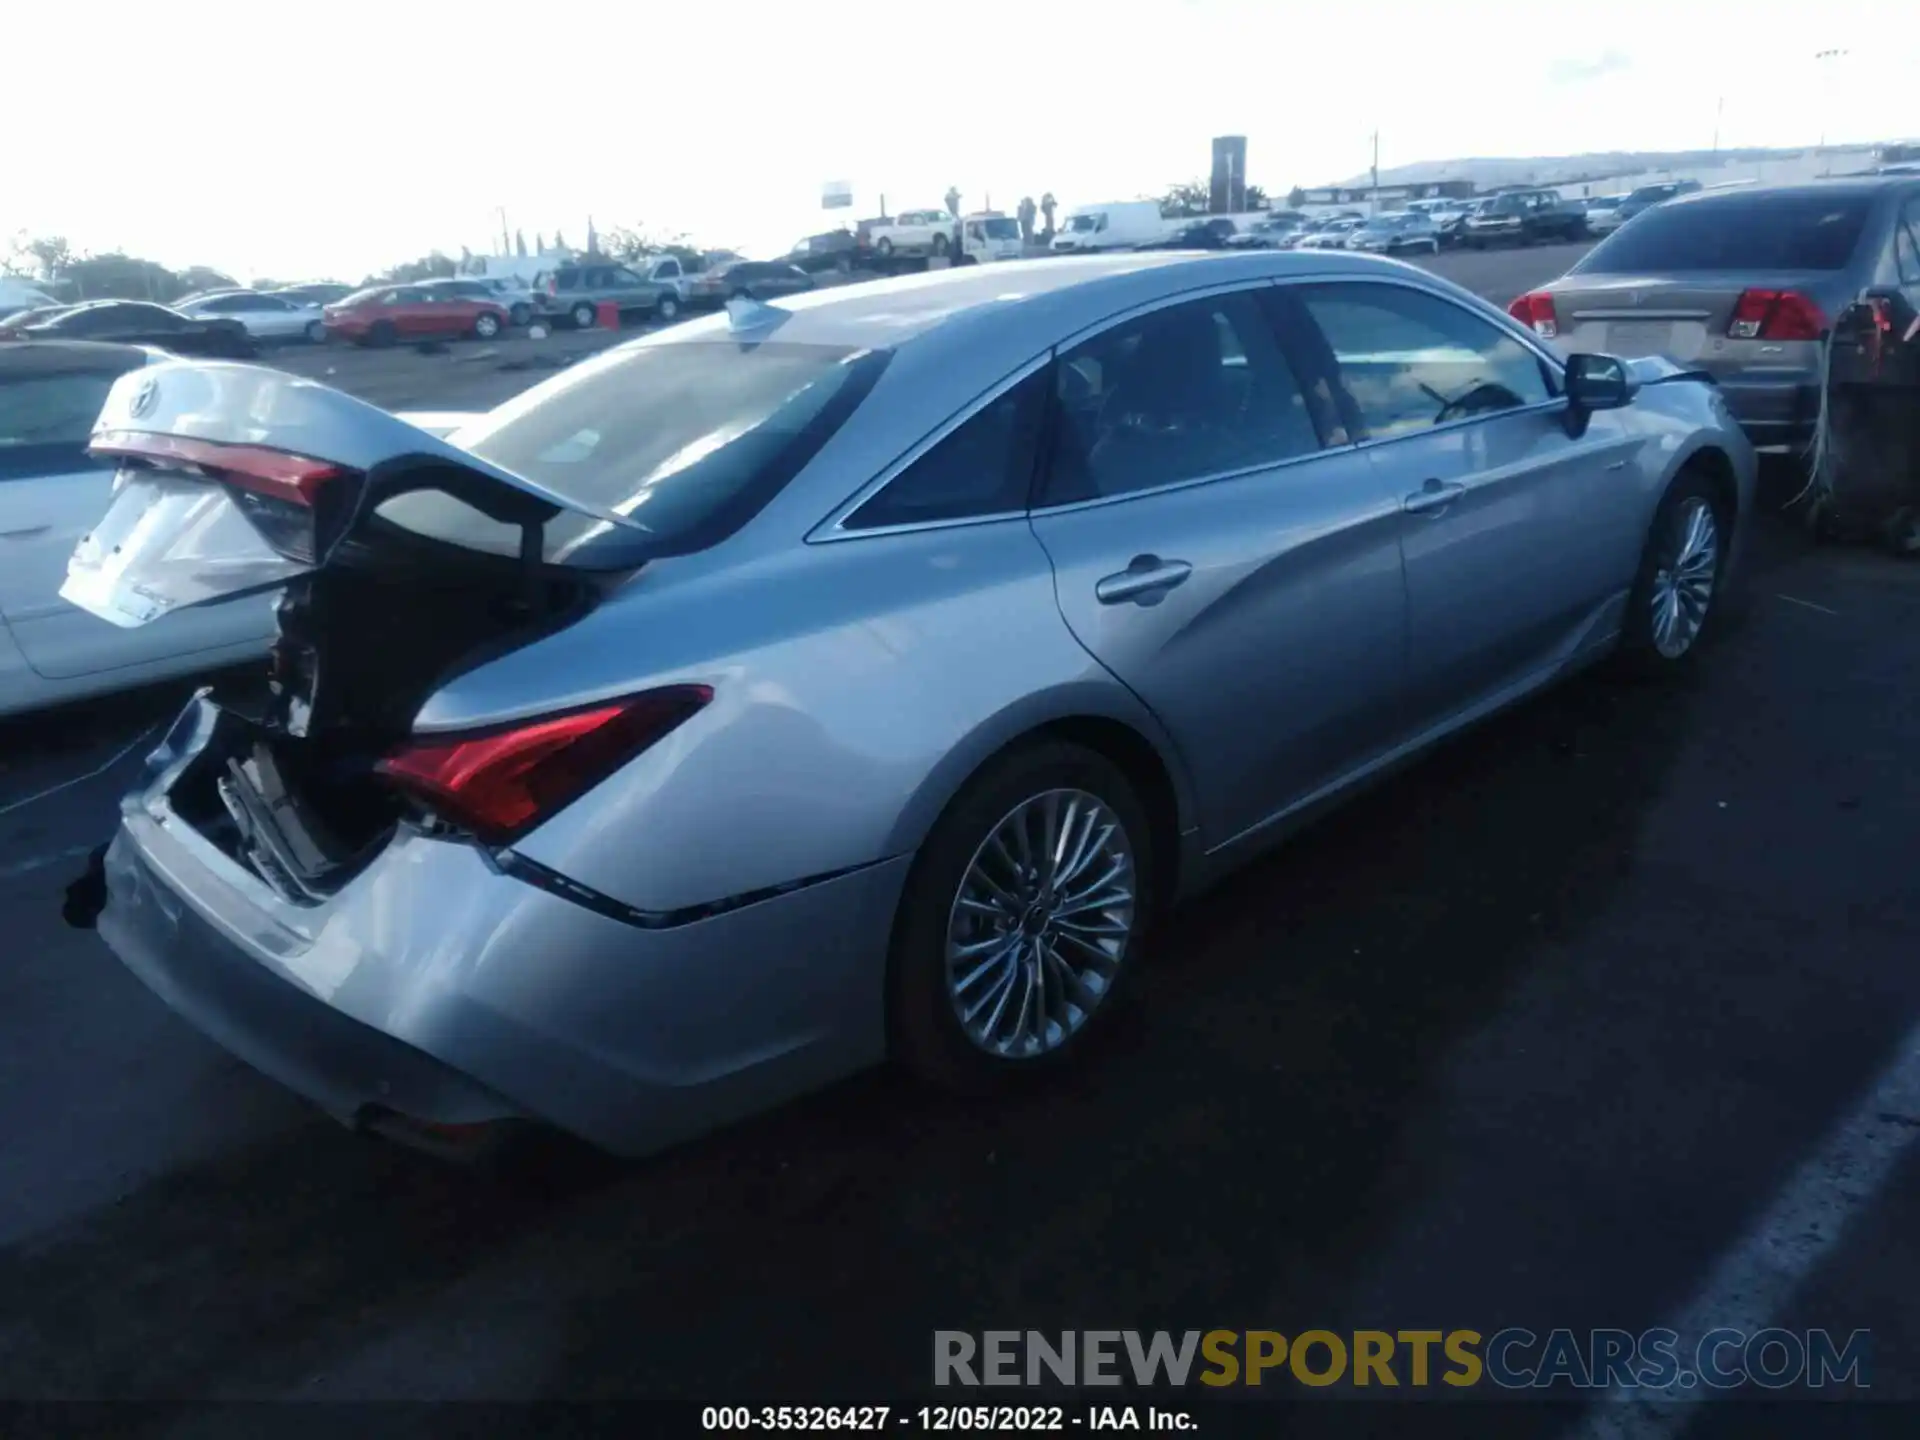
<box><xmin>62</xmin><ymin>360</ymin><xmax>646</xmax><ymax>631</ymax></box>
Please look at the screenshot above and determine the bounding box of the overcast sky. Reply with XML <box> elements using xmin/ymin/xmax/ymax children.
<box><xmin>5</xmin><ymin>0</ymin><xmax>1915</xmax><ymax>282</ymax></box>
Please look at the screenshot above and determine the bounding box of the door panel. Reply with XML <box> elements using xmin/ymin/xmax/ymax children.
<box><xmin>1295</xmin><ymin>279</ymin><xmax>1640</xmax><ymax>722</ymax></box>
<box><xmin>1030</xmin><ymin>287</ymin><xmax>1409</xmax><ymax>847</ymax></box>
<box><xmin>0</xmin><ymin>463</ymin><xmax>274</xmax><ymax>679</ymax></box>
<box><xmin>1035</xmin><ymin>455</ymin><xmax>1407</xmax><ymax>846</ymax></box>
<box><xmin>1364</xmin><ymin>408</ymin><xmax>1639</xmax><ymax>716</ymax></box>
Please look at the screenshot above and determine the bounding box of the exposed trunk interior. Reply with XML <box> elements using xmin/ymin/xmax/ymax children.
<box><xmin>174</xmin><ymin>540</ymin><xmax>603</xmax><ymax>903</ymax></box>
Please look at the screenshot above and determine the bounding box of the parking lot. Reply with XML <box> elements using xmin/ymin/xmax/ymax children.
<box><xmin>6</xmin><ymin>239</ymin><xmax>1920</xmax><ymax>1429</ymax></box>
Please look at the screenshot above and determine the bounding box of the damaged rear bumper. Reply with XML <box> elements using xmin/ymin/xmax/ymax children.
<box><xmin>85</xmin><ymin>729</ymin><xmax>910</xmax><ymax>1158</ymax></box>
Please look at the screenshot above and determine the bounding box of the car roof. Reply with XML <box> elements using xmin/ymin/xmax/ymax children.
<box><xmin>649</xmin><ymin>249</ymin><xmax>1471</xmax><ymax>358</ymax></box>
<box><xmin>0</xmin><ymin>339</ymin><xmax>156</xmax><ymax>375</ymax></box>
<box><xmin>1658</xmin><ymin>177</ymin><xmax>1913</xmax><ymax>207</ymax></box>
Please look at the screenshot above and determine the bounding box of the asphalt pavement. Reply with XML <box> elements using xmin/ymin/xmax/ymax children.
<box><xmin>8</xmin><ymin>241</ymin><xmax>1918</xmax><ymax>1432</ymax></box>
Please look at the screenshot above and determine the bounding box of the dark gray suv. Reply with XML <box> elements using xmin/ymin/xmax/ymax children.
<box><xmin>533</xmin><ymin>263</ymin><xmax>680</xmax><ymax>329</ymax></box>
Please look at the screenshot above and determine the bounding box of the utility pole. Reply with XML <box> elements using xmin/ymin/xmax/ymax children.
<box><xmin>1370</xmin><ymin>131</ymin><xmax>1380</xmax><ymax>215</ymax></box>
<box><xmin>1711</xmin><ymin>97</ymin><xmax>1723</xmax><ymax>160</ymax></box>
<box><xmin>498</xmin><ymin>207</ymin><xmax>510</xmax><ymax>257</ymax></box>
<box><xmin>1814</xmin><ymin>49</ymin><xmax>1848</xmax><ymax>175</ymax></box>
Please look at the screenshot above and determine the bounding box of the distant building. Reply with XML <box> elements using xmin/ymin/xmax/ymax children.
<box><xmin>1299</xmin><ymin>179</ymin><xmax>1474</xmax><ymax>206</ymax></box>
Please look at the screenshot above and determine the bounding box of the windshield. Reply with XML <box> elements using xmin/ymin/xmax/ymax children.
<box><xmin>1066</xmin><ymin>214</ymin><xmax>1102</xmax><ymax>232</ymax></box>
<box><xmin>383</xmin><ymin>340</ymin><xmax>891</xmax><ymax>568</ymax></box>
<box><xmin>1574</xmin><ymin>193</ymin><xmax>1874</xmax><ymax>273</ymax></box>
<box><xmin>979</xmin><ymin>218</ymin><xmax>1020</xmax><ymax>239</ymax></box>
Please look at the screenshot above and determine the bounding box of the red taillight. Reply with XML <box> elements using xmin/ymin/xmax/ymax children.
<box><xmin>376</xmin><ymin>686</ymin><xmax>713</xmax><ymax>844</ymax></box>
<box><xmin>1508</xmin><ymin>290</ymin><xmax>1558</xmax><ymax>339</ymax></box>
<box><xmin>1729</xmin><ymin>289</ymin><xmax>1825</xmax><ymax>342</ymax></box>
<box><xmin>87</xmin><ymin>430</ymin><xmax>343</xmax><ymax>506</ymax></box>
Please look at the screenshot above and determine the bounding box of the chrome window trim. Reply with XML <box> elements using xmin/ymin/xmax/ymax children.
<box><xmin>808</xmin><ymin>352</ymin><xmax>1052</xmax><ymax>543</ymax></box>
<box><xmin>810</xmin><ymin>267</ymin><xmax>1575</xmax><ymax>537</ymax></box>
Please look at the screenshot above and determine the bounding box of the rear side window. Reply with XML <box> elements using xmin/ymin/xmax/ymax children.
<box><xmin>844</xmin><ymin>367</ymin><xmax>1048</xmax><ymax>530</ymax></box>
<box><xmin>390</xmin><ymin>341</ymin><xmax>891</xmax><ymax>567</ymax></box>
<box><xmin>1577</xmin><ymin>194</ymin><xmax>1874</xmax><ymax>272</ymax></box>
<box><xmin>1041</xmin><ymin>289</ymin><xmax>1325</xmax><ymax>505</ymax></box>
<box><xmin>1299</xmin><ymin>282</ymin><xmax>1552</xmax><ymax>440</ymax></box>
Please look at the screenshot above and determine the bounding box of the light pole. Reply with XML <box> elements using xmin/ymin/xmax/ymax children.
<box><xmin>1814</xmin><ymin>48</ymin><xmax>1849</xmax><ymax>175</ymax></box>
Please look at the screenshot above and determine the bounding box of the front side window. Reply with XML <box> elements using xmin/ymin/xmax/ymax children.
<box><xmin>1041</xmin><ymin>289</ymin><xmax>1325</xmax><ymax>505</ymax></box>
<box><xmin>844</xmin><ymin>367</ymin><xmax>1048</xmax><ymax>530</ymax></box>
<box><xmin>1298</xmin><ymin>282</ymin><xmax>1552</xmax><ymax>441</ymax></box>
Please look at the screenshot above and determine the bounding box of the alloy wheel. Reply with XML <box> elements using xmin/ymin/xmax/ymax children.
<box><xmin>943</xmin><ymin>789</ymin><xmax>1137</xmax><ymax>1060</ymax></box>
<box><xmin>1649</xmin><ymin>496</ymin><xmax>1720</xmax><ymax>658</ymax></box>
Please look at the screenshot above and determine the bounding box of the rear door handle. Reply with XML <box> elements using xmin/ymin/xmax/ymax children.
<box><xmin>1095</xmin><ymin>555</ymin><xmax>1193</xmax><ymax>605</ymax></box>
<box><xmin>1403</xmin><ymin>479</ymin><xmax>1466</xmax><ymax>514</ymax></box>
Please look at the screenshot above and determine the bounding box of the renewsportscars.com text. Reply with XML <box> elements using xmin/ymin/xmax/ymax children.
<box><xmin>933</xmin><ymin>1328</ymin><xmax>1870</xmax><ymax>1390</ymax></box>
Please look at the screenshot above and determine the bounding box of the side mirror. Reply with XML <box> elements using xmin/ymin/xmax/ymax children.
<box><xmin>1565</xmin><ymin>353</ymin><xmax>1632</xmax><ymax>411</ymax></box>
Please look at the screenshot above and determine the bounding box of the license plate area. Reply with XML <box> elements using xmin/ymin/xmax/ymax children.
<box><xmin>1605</xmin><ymin>320</ymin><xmax>1676</xmax><ymax>355</ymax></box>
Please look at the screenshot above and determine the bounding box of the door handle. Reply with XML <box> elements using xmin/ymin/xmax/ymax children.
<box><xmin>0</xmin><ymin>525</ymin><xmax>50</xmax><ymax>540</ymax></box>
<box><xmin>1403</xmin><ymin>479</ymin><xmax>1466</xmax><ymax>515</ymax></box>
<box><xmin>1095</xmin><ymin>555</ymin><xmax>1193</xmax><ymax>605</ymax></box>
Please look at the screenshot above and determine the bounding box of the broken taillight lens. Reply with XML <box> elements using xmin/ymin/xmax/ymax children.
<box><xmin>88</xmin><ymin>430</ymin><xmax>343</xmax><ymax>507</ymax></box>
<box><xmin>376</xmin><ymin>686</ymin><xmax>714</xmax><ymax>845</ymax></box>
<box><xmin>1728</xmin><ymin>289</ymin><xmax>1826</xmax><ymax>342</ymax></box>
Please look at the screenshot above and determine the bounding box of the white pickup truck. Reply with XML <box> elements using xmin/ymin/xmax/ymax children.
<box><xmin>864</xmin><ymin>210</ymin><xmax>959</xmax><ymax>260</ymax></box>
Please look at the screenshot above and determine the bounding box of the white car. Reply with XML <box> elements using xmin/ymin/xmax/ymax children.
<box><xmin>0</xmin><ymin>341</ymin><xmax>460</xmax><ymax>719</ymax></box>
<box><xmin>865</xmin><ymin>210</ymin><xmax>959</xmax><ymax>260</ymax></box>
<box><xmin>176</xmin><ymin>290</ymin><xmax>327</xmax><ymax>344</ymax></box>
<box><xmin>0</xmin><ymin>342</ymin><xmax>275</xmax><ymax>718</ymax></box>
<box><xmin>1300</xmin><ymin>218</ymin><xmax>1365</xmax><ymax>249</ymax></box>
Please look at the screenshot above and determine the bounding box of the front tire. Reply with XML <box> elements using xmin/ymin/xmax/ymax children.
<box><xmin>876</xmin><ymin>237</ymin><xmax>895</xmax><ymax>258</ymax></box>
<box><xmin>1614</xmin><ymin>469</ymin><xmax>1728</xmax><ymax>677</ymax></box>
<box><xmin>509</xmin><ymin>302</ymin><xmax>531</xmax><ymax>327</ymax></box>
<box><xmin>888</xmin><ymin>742</ymin><xmax>1156</xmax><ymax>1094</ymax></box>
<box><xmin>305</xmin><ymin>320</ymin><xmax>327</xmax><ymax>344</ymax></box>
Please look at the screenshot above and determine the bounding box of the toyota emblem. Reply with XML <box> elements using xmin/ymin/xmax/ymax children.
<box><xmin>129</xmin><ymin>375</ymin><xmax>159</xmax><ymax>419</ymax></box>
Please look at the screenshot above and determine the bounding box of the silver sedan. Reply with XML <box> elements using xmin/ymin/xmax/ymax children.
<box><xmin>175</xmin><ymin>290</ymin><xmax>327</xmax><ymax>343</ymax></box>
<box><xmin>65</xmin><ymin>252</ymin><xmax>1754</xmax><ymax>1161</ymax></box>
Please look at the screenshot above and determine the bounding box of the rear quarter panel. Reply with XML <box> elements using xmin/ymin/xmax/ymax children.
<box><xmin>426</xmin><ymin>522</ymin><xmax>1192</xmax><ymax>915</ymax></box>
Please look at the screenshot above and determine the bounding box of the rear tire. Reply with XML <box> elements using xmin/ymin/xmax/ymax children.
<box><xmin>366</xmin><ymin>320</ymin><xmax>397</xmax><ymax>348</ymax></box>
<box><xmin>656</xmin><ymin>293</ymin><xmax>681</xmax><ymax>322</ymax></box>
<box><xmin>876</xmin><ymin>237</ymin><xmax>895</xmax><ymax>258</ymax></box>
<box><xmin>887</xmin><ymin>742</ymin><xmax>1157</xmax><ymax>1095</ymax></box>
<box><xmin>1613</xmin><ymin>468</ymin><xmax>1729</xmax><ymax>679</ymax></box>
<box><xmin>931</xmin><ymin>233</ymin><xmax>951</xmax><ymax>257</ymax></box>
<box><xmin>570</xmin><ymin>301</ymin><xmax>596</xmax><ymax>330</ymax></box>
<box><xmin>304</xmin><ymin>320</ymin><xmax>327</xmax><ymax>344</ymax></box>
<box><xmin>509</xmin><ymin>302</ymin><xmax>531</xmax><ymax>327</ymax></box>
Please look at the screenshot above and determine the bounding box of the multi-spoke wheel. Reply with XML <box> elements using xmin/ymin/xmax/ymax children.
<box><xmin>890</xmin><ymin>743</ymin><xmax>1156</xmax><ymax>1091</ymax></box>
<box><xmin>1617</xmin><ymin>468</ymin><xmax>1729</xmax><ymax>676</ymax></box>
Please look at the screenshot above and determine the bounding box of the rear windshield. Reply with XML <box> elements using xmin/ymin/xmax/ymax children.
<box><xmin>383</xmin><ymin>339</ymin><xmax>889</xmax><ymax>568</ymax></box>
<box><xmin>1574</xmin><ymin>193</ymin><xmax>1875</xmax><ymax>272</ymax></box>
